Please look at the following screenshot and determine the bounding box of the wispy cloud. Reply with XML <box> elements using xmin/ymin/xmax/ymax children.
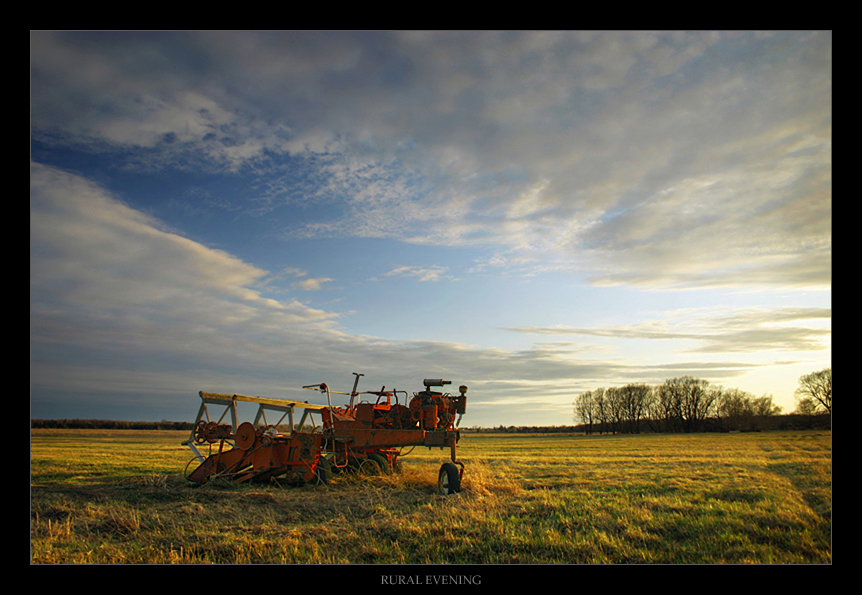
<box><xmin>30</xmin><ymin>162</ymin><xmax>341</xmax><ymax>362</ymax></box>
<box><xmin>293</xmin><ymin>277</ymin><xmax>334</xmax><ymax>291</ymax></box>
<box><xmin>29</xmin><ymin>31</ymin><xmax>831</xmax><ymax>424</ymax></box>
<box><xmin>381</xmin><ymin>265</ymin><xmax>454</xmax><ymax>283</ymax></box>
<box><xmin>31</xmin><ymin>163</ymin><xmax>782</xmax><ymax>418</ymax></box>
<box><xmin>275</xmin><ymin>267</ymin><xmax>335</xmax><ymax>291</ymax></box>
<box><xmin>31</xmin><ymin>31</ymin><xmax>831</xmax><ymax>290</ymax></box>
<box><xmin>503</xmin><ymin>307</ymin><xmax>831</xmax><ymax>354</ymax></box>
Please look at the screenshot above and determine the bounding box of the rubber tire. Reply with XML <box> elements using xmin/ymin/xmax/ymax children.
<box><xmin>368</xmin><ymin>453</ymin><xmax>390</xmax><ymax>475</ymax></box>
<box><xmin>438</xmin><ymin>462</ymin><xmax>462</xmax><ymax>495</ymax></box>
<box><xmin>357</xmin><ymin>456</ymin><xmax>385</xmax><ymax>476</ymax></box>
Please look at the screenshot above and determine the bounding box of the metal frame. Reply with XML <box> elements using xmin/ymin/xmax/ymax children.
<box><xmin>181</xmin><ymin>377</ymin><xmax>468</xmax><ymax>494</ymax></box>
<box><xmin>182</xmin><ymin>391</ymin><xmax>326</xmax><ymax>463</ymax></box>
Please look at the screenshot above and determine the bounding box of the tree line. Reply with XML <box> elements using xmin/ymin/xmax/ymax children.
<box><xmin>573</xmin><ymin>369</ymin><xmax>831</xmax><ymax>435</ymax></box>
<box><xmin>29</xmin><ymin>369</ymin><xmax>831</xmax><ymax>435</ymax></box>
<box><xmin>30</xmin><ymin>419</ymin><xmax>194</xmax><ymax>430</ymax></box>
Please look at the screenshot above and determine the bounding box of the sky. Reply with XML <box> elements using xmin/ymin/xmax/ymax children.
<box><xmin>30</xmin><ymin>31</ymin><xmax>831</xmax><ymax>428</ymax></box>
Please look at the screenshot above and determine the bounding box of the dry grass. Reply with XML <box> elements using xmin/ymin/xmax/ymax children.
<box><xmin>31</xmin><ymin>429</ymin><xmax>831</xmax><ymax>564</ymax></box>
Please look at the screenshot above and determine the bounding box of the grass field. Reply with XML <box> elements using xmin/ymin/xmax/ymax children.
<box><xmin>30</xmin><ymin>429</ymin><xmax>831</xmax><ymax>565</ymax></box>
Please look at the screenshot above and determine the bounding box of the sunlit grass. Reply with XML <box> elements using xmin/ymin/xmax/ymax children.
<box><xmin>31</xmin><ymin>429</ymin><xmax>830</xmax><ymax>564</ymax></box>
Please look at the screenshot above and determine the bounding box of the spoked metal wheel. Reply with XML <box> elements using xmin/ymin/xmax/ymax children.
<box><xmin>437</xmin><ymin>462</ymin><xmax>462</xmax><ymax>495</ymax></box>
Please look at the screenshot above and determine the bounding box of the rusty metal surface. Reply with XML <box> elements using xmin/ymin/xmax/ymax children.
<box><xmin>183</xmin><ymin>375</ymin><xmax>468</xmax><ymax>491</ymax></box>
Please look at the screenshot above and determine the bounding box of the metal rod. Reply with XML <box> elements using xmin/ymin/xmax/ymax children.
<box><xmin>350</xmin><ymin>372</ymin><xmax>364</xmax><ymax>409</ymax></box>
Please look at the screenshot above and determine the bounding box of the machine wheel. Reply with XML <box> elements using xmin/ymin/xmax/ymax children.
<box><xmin>358</xmin><ymin>455</ymin><xmax>386</xmax><ymax>476</ymax></box>
<box><xmin>235</xmin><ymin>422</ymin><xmax>257</xmax><ymax>450</ymax></box>
<box><xmin>193</xmin><ymin>421</ymin><xmax>209</xmax><ymax>444</ymax></box>
<box><xmin>438</xmin><ymin>462</ymin><xmax>462</xmax><ymax>495</ymax></box>
<box><xmin>184</xmin><ymin>457</ymin><xmax>202</xmax><ymax>482</ymax></box>
<box><xmin>368</xmin><ymin>453</ymin><xmax>390</xmax><ymax>475</ymax></box>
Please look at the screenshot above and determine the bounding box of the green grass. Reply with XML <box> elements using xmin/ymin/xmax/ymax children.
<box><xmin>30</xmin><ymin>429</ymin><xmax>831</xmax><ymax>564</ymax></box>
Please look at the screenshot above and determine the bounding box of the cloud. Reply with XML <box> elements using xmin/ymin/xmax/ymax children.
<box><xmin>293</xmin><ymin>277</ymin><xmax>334</xmax><ymax>291</ymax></box>
<box><xmin>30</xmin><ymin>162</ymin><xmax>342</xmax><ymax>369</ymax></box>
<box><xmin>29</xmin><ymin>31</ymin><xmax>831</xmax><ymax>426</ymax></box>
<box><xmin>30</xmin><ymin>32</ymin><xmax>295</xmax><ymax>172</ymax></box>
<box><xmin>31</xmin><ymin>31</ymin><xmax>831</xmax><ymax>291</ymax></box>
<box><xmin>382</xmin><ymin>265</ymin><xmax>453</xmax><ymax>282</ymax></box>
<box><xmin>503</xmin><ymin>307</ymin><xmax>831</xmax><ymax>354</ymax></box>
<box><xmin>274</xmin><ymin>31</ymin><xmax>828</xmax><ymax>289</ymax></box>
<box><xmin>28</xmin><ymin>163</ymin><xmax>778</xmax><ymax>391</ymax></box>
<box><xmin>24</xmin><ymin>163</ymin><xmax>604</xmax><ymax>416</ymax></box>
<box><xmin>29</xmin><ymin>163</ymin><xmax>798</xmax><ymax>424</ymax></box>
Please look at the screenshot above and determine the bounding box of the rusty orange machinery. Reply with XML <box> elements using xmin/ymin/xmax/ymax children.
<box><xmin>182</xmin><ymin>376</ymin><xmax>468</xmax><ymax>494</ymax></box>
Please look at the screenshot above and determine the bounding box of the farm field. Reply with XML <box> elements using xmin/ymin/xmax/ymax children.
<box><xmin>30</xmin><ymin>429</ymin><xmax>831</xmax><ymax>565</ymax></box>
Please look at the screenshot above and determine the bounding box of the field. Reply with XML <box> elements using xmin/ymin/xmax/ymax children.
<box><xmin>30</xmin><ymin>429</ymin><xmax>831</xmax><ymax>565</ymax></box>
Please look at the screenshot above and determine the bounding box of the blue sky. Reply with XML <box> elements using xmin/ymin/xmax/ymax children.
<box><xmin>30</xmin><ymin>31</ymin><xmax>831</xmax><ymax>427</ymax></box>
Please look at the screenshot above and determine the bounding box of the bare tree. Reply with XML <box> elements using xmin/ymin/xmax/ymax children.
<box><xmin>575</xmin><ymin>377</ymin><xmax>785</xmax><ymax>435</ymax></box>
<box><xmin>751</xmin><ymin>394</ymin><xmax>782</xmax><ymax>417</ymax></box>
<box><xmin>715</xmin><ymin>387</ymin><xmax>746</xmax><ymax>431</ymax></box>
<box><xmin>605</xmin><ymin>387</ymin><xmax>624</xmax><ymax>434</ymax></box>
<box><xmin>648</xmin><ymin>381</ymin><xmax>678</xmax><ymax>432</ymax></box>
<box><xmin>573</xmin><ymin>390</ymin><xmax>596</xmax><ymax>434</ymax></box>
<box><xmin>715</xmin><ymin>388</ymin><xmax>780</xmax><ymax>431</ymax></box>
<box><xmin>794</xmin><ymin>396</ymin><xmax>819</xmax><ymax>416</ymax></box>
<box><xmin>795</xmin><ymin>368</ymin><xmax>831</xmax><ymax>415</ymax></box>
<box><xmin>619</xmin><ymin>383</ymin><xmax>651</xmax><ymax>434</ymax></box>
<box><xmin>593</xmin><ymin>387</ymin><xmax>607</xmax><ymax>434</ymax></box>
<box><xmin>657</xmin><ymin>376</ymin><xmax>716</xmax><ymax>433</ymax></box>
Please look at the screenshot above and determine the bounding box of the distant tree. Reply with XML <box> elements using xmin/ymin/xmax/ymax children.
<box><xmin>751</xmin><ymin>394</ymin><xmax>782</xmax><ymax>417</ymax></box>
<box><xmin>593</xmin><ymin>387</ymin><xmax>608</xmax><ymax>434</ymax></box>
<box><xmin>599</xmin><ymin>384</ymin><xmax>649</xmax><ymax>434</ymax></box>
<box><xmin>715</xmin><ymin>388</ymin><xmax>781</xmax><ymax>431</ymax></box>
<box><xmin>654</xmin><ymin>379</ymin><xmax>681</xmax><ymax>432</ymax></box>
<box><xmin>618</xmin><ymin>383</ymin><xmax>651</xmax><ymax>434</ymax></box>
<box><xmin>657</xmin><ymin>376</ymin><xmax>716</xmax><ymax>433</ymax></box>
<box><xmin>573</xmin><ymin>390</ymin><xmax>596</xmax><ymax>434</ymax></box>
<box><xmin>795</xmin><ymin>368</ymin><xmax>831</xmax><ymax>415</ymax></box>
<box><xmin>794</xmin><ymin>396</ymin><xmax>819</xmax><ymax>416</ymax></box>
<box><xmin>715</xmin><ymin>386</ymin><xmax>746</xmax><ymax>431</ymax></box>
<box><xmin>605</xmin><ymin>387</ymin><xmax>624</xmax><ymax>434</ymax></box>
<box><xmin>575</xmin><ymin>377</ymin><xmax>789</xmax><ymax>435</ymax></box>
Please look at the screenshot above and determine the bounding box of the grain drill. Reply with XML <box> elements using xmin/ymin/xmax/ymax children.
<box><xmin>182</xmin><ymin>374</ymin><xmax>468</xmax><ymax>495</ymax></box>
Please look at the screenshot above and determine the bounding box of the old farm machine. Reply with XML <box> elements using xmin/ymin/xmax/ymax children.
<box><xmin>182</xmin><ymin>374</ymin><xmax>468</xmax><ymax>495</ymax></box>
